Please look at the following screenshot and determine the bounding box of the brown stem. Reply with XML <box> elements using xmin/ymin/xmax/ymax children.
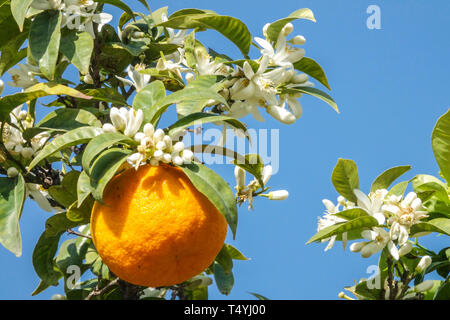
<box><xmin>84</xmin><ymin>277</ymin><xmax>120</xmax><ymax>300</ymax></box>
<box><xmin>67</xmin><ymin>229</ymin><xmax>92</xmax><ymax>240</ymax></box>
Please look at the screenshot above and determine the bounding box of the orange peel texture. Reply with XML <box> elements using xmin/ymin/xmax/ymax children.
<box><xmin>90</xmin><ymin>164</ymin><xmax>228</xmax><ymax>287</ymax></box>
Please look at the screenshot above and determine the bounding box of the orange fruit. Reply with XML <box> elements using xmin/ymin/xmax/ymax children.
<box><xmin>90</xmin><ymin>164</ymin><xmax>228</xmax><ymax>287</ymax></box>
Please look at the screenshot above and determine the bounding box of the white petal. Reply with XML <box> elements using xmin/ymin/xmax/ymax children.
<box><xmin>387</xmin><ymin>240</ymin><xmax>399</xmax><ymax>261</ymax></box>
<box><xmin>361</xmin><ymin>230</ymin><xmax>378</xmax><ymax>241</ymax></box>
<box><xmin>353</xmin><ymin>189</ymin><xmax>371</xmax><ymax>211</ymax></box>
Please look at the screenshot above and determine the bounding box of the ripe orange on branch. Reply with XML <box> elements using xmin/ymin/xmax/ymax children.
<box><xmin>90</xmin><ymin>164</ymin><xmax>228</xmax><ymax>287</ymax></box>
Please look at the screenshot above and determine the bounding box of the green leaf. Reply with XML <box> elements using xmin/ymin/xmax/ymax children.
<box><xmin>167</xmin><ymin>113</ymin><xmax>248</xmax><ymax>138</ymax></box>
<box><xmin>331</xmin><ymin>158</ymin><xmax>359</xmax><ymax>203</ymax></box>
<box><xmin>82</xmin><ymin>87</ymin><xmax>128</xmax><ymax>106</ymax></box>
<box><xmin>181</xmin><ymin>163</ymin><xmax>238</xmax><ymax>238</ymax></box>
<box><xmin>388</xmin><ymin>181</ymin><xmax>409</xmax><ymax>197</ymax></box>
<box><xmin>0</xmin><ymin>175</ymin><xmax>25</xmax><ymax>257</ymax></box>
<box><xmin>149</xmin><ymin>87</ymin><xmax>228</xmax><ymax>126</ymax></box>
<box><xmin>29</xmin><ymin>10</ymin><xmax>62</xmax><ymax>80</ymax></box>
<box><xmin>293</xmin><ymin>57</ymin><xmax>330</xmax><ymax>90</ymax></box>
<box><xmin>77</xmin><ymin>171</ymin><xmax>92</xmax><ymax>207</ymax></box>
<box><xmin>194</xmin><ymin>15</ymin><xmax>251</xmax><ymax>56</ymax></box>
<box><xmin>32</xmin><ymin>213</ymin><xmax>81</xmax><ymax>285</ymax></box>
<box><xmin>266</xmin><ymin>8</ymin><xmax>316</xmax><ymax>43</ymax></box>
<box><xmin>213</xmin><ymin>262</ymin><xmax>234</xmax><ymax>295</ymax></box>
<box><xmin>333</xmin><ymin>208</ymin><xmax>369</xmax><ymax>221</ymax></box>
<box><xmin>0</xmin><ymin>83</ymin><xmax>92</xmax><ymax>122</ymax></box>
<box><xmin>60</xmin><ymin>31</ymin><xmax>94</xmax><ymax>75</ymax></box>
<box><xmin>370</xmin><ymin>166</ymin><xmax>411</xmax><ymax>193</ymax></box>
<box><xmin>434</xmin><ymin>281</ymin><xmax>450</xmax><ymax>300</ymax></box>
<box><xmin>37</xmin><ymin>108</ymin><xmax>101</xmax><ymax>131</ymax></box>
<box><xmin>89</xmin><ymin>148</ymin><xmax>132</xmax><ymax>201</ymax></box>
<box><xmin>82</xmin><ymin>132</ymin><xmax>136</xmax><ymax>175</ymax></box>
<box><xmin>410</xmin><ymin>218</ymin><xmax>450</xmax><ymax>237</ymax></box>
<box><xmin>233</xmin><ymin>154</ymin><xmax>265</xmax><ymax>188</ymax></box>
<box><xmin>424</xmin><ymin>199</ymin><xmax>450</xmax><ymax>218</ymax></box>
<box><xmin>161</xmin><ymin>13</ymin><xmax>251</xmax><ymax>56</ymax></box>
<box><xmin>10</xmin><ymin>0</ymin><xmax>33</xmax><ymax>31</ymax></box>
<box><xmin>306</xmin><ymin>216</ymin><xmax>379</xmax><ymax>244</ymax></box>
<box><xmin>28</xmin><ymin>126</ymin><xmax>103</xmax><ymax>171</ymax></box>
<box><xmin>215</xmin><ymin>245</ymin><xmax>233</xmax><ymax>274</ymax></box>
<box><xmin>133</xmin><ymin>81</ymin><xmax>166</xmax><ymax>125</ymax></box>
<box><xmin>432</xmin><ymin>109</ymin><xmax>450</xmax><ymax>184</ymax></box>
<box><xmin>55</xmin><ymin>237</ymin><xmax>90</xmax><ymax>275</ymax></box>
<box><xmin>48</xmin><ymin>171</ymin><xmax>80</xmax><ymax>208</ymax></box>
<box><xmin>93</xmin><ymin>0</ymin><xmax>134</xmax><ymax>20</ymax></box>
<box><xmin>248</xmin><ymin>292</ymin><xmax>269</xmax><ymax>300</ymax></box>
<box><xmin>354</xmin><ymin>280</ymin><xmax>382</xmax><ymax>300</ymax></box>
<box><xmin>282</xmin><ymin>86</ymin><xmax>339</xmax><ymax>113</ymax></box>
<box><xmin>412</xmin><ymin>174</ymin><xmax>448</xmax><ymax>202</ymax></box>
<box><xmin>224</xmin><ymin>244</ymin><xmax>249</xmax><ymax>261</ymax></box>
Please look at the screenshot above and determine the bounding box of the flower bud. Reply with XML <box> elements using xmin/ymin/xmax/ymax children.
<box><xmin>402</xmin><ymin>192</ymin><xmax>417</xmax><ymax>207</ymax></box>
<box><xmin>282</xmin><ymin>23</ymin><xmax>294</xmax><ymax>36</ymax></box>
<box><xmin>411</xmin><ymin>198</ymin><xmax>423</xmax><ymax>211</ymax></box>
<box><xmin>172</xmin><ymin>155</ymin><xmax>184</xmax><ymax>166</ymax></box>
<box><xmin>349</xmin><ymin>242</ymin><xmax>366</xmax><ymax>253</ymax></box>
<box><xmin>163</xmin><ymin>135</ymin><xmax>172</xmax><ymax>150</ymax></box>
<box><xmin>143</xmin><ymin>123</ymin><xmax>155</xmax><ymax>137</ymax></box>
<box><xmin>149</xmin><ymin>158</ymin><xmax>159</xmax><ymax>166</ymax></box>
<box><xmin>262</xmin><ymin>23</ymin><xmax>270</xmax><ymax>38</ymax></box>
<box><xmin>266</xmin><ymin>105</ymin><xmax>296</xmax><ymax>124</ymax></box>
<box><xmin>261</xmin><ymin>165</ymin><xmax>272</xmax><ymax>186</ymax></box>
<box><xmin>337</xmin><ymin>196</ymin><xmax>346</xmax><ymax>206</ymax></box>
<box><xmin>153</xmin><ymin>129</ymin><xmax>165</xmax><ymax>142</ymax></box>
<box><xmin>134</xmin><ymin>132</ymin><xmax>145</xmax><ymax>143</ymax></box>
<box><xmin>110</xmin><ymin>107</ymin><xmax>126</xmax><ymax>131</ymax></box>
<box><xmin>162</xmin><ymin>153</ymin><xmax>172</xmax><ymax>163</ymax></box>
<box><xmin>172</xmin><ymin>141</ymin><xmax>185</xmax><ymax>154</ymax></box>
<box><xmin>153</xmin><ymin>150</ymin><xmax>163</xmax><ymax>160</ymax></box>
<box><xmin>185</xmin><ymin>73</ymin><xmax>195</xmax><ymax>83</ymax></box>
<box><xmin>83</xmin><ymin>74</ymin><xmax>94</xmax><ymax>84</ymax></box>
<box><xmin>0</xmin><ymin>79</ymin><xmax>4</xmax><ymax>95</ymax></box>
<box><xmin>414</xmin><ymin>280</ymin><xmax>434</xmax><ymax>293</ymax></box>
<box><xmin>234</xmin><ymin>166</ymin><xmax>246</xmax><ymax>189</ymax></box>
<box><xmin>182</xmin><ymin>149</ymin><xmax>194</xmax><ymax>163</ymax></box>
<box><xmin>102</xmin><ymin>123</ymin><xmax>117</xmax><ymax>133</ymax></box>
<box><xmin>398</xmin><ymin>242</ymin><xmax>413</xmax><ymax>256</ymax></box>
<box><xmin>7</xmin><ymin>167</ymin><xmax>19</xmax><ymax>178</ymax></box>
<box><xmin>156</xmin><ymin>141</ymin><xmax>166</xmax><ymax>151</ymax></box>
<box><xmin>290</xmin><ymin>35</ymin><xmax>306</xmax><ymax>45</ymax></box>
<box><xmin>21</xmin><ymin>147</ymin><xmax>34</xmax><ymax>159</ymax></box>
<box><xmin>415</xmin><ymin>256</ymin><xmax>432</xmax><ymax>273</ymax></box>
<box><xmin>268</xmin><ymin>190</ymin><xmax>289</xmax><ymax>200</ymax></box>
<box><xmin>292</xmin><ymin>73</ymin><xmax>308</xmax><ymax>84</ymax></box>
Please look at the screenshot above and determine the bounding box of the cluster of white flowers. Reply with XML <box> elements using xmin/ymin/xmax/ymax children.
<box><xmin>318</xmin><ymin>189</ymin><xmax>429</xmax><ymax>260</ymax></box>
<box><xmin>2</xmin><ymin>105</ymin><xmax>49</xmax><ymax>171</ymax></box>
<box><xmin>30</xmin><ymin>0</ymin><xmax>113</xmax><ymax>38</ymax></box>
<box><xmin>1</xmin><ymin>105</ymin><xmax>53</xmax><ymax>212</ymax></box>
<box><xmin>102</xmin><ymin>107</ymin><xmax>194</xmax><ymax>169</ymax></box>
<box><xmin>151</xmin><ymin>22</ymin><xmax>310</xmax><ymax>125</ymax></box>
<box><xmin>234</xmin><ymin>165</ymin><xmax>288</xmax><ymax>209</ymax></box>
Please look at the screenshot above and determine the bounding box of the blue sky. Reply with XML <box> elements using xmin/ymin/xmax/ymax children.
<box><xmin>1</xmin><ymin>0</ymin><xmax>450</xmax><ymax>300</ymax></box>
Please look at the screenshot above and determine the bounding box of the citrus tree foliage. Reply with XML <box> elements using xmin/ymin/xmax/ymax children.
<box><xmin>0</xmin><ymin>0</ymin><xmax>337</xmax><ymax>299</ymax></box>
<box><xmin>308</xmin><ymin>110</ymin><xmax>450</xmax><ymax>300</ymax></box>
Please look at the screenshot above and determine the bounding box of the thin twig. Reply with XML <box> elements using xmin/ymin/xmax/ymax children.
<box><xmin>67</xmin><ymin>229</ymin><xmax>92</xmax><ymax>240</ymax></box>
<box><xmin>84</xmin><ymin>277</ymin><xmax>120</xmax><ymax>300</ymax></box>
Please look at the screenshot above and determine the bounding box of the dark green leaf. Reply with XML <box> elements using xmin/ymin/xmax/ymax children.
<box><xmin>133</xmin><ymin>80</ymin><xmax>166</xmax><ymax>125</ymax></box>
<box><xmin>213</xmin><ymin>262</ymin><xmax>234</xmax><ymax>295</ymax></box>
<box><xmin>29</xmin><ymin>10</ymin><xmax>62</xmax><ymax>80</ymax></box>
<box><xmin>28</xmin><ymin>126</ymin><xmax>103</xmax><ymax>171</ymax></box>
<box><xmin>181</xmin><ymin>163</ymin><xmax>238</xmax><ymax>238</ymax></box>
<box><xmin>60</xmin><ymin>31</ymin><xmax>94</xmax><ymax>75</ymax></box>
<box><xmin>0</xmin><ymin>175</ymin><xmax>25</xmax><ymax>257</ymax></box>
<box><xmin>82</xmin><ymin>132</ymin><xmax>136</xmax><ymax>175</ymax></box>
<box><xmin>293</xmin><ymin>57</ymin><xmax>330</xmax><ymax>90</ymax></box>
<box><xmin>37</xmin><ymin>108</ymin><xmax>101</xmax><ymax>131</ymax></box>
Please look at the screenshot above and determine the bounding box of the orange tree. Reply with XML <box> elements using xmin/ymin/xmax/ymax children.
<box><xmin>0</xmin><ymin>0</ymin><xmax>337</xmax><ymax>299</ymax></box>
